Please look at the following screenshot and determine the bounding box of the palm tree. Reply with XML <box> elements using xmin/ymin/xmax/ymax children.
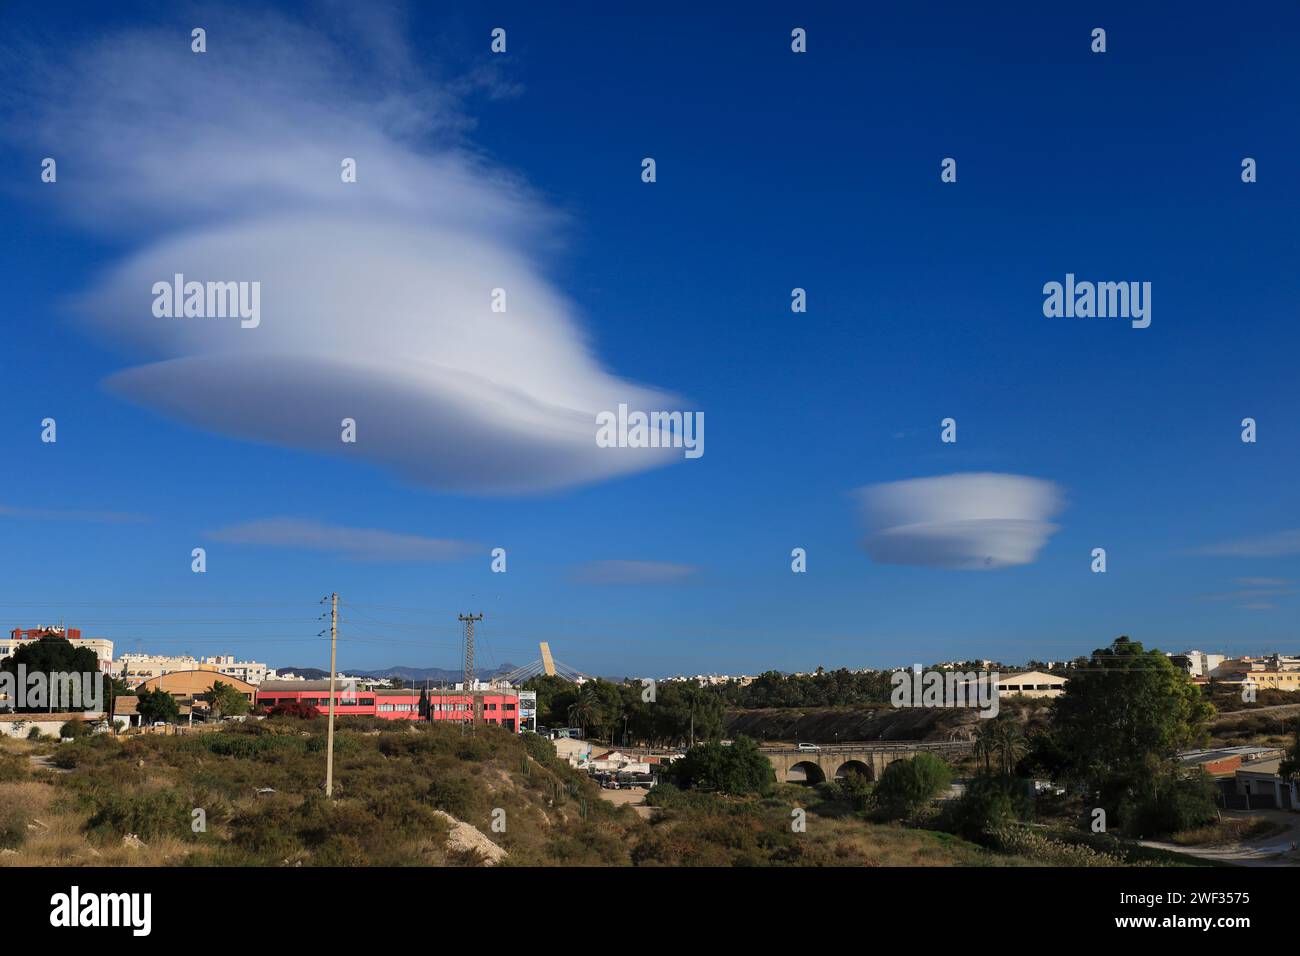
<box><xmin>567</xmin><ymin>685</ymin><xmax>598</xmax><ymax>738</ymax></box>
<box><xmin>993</xmin><ymin>719</ymin><xmax>1026</xmax><ymax>777</ymax></box>
<box><xmin>973</xmin><ymin>721</ymin><xmax>996</xmax><ymax>776</ymax></box>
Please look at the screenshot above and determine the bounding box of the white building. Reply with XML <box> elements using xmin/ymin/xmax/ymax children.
<box><xmin>118</xmin><ymin>652</ymin><xmax>271</xmax><ymax>685</ymax></box>
<box><xmin>1172</xmin><ymin>650</ymin><xmax>1227</xmax><ymax>678</ymax></box>
<box><xmin>201</xmin><ymin>655</ymin><xmax>270</xmax><ymax>685</ymax></box>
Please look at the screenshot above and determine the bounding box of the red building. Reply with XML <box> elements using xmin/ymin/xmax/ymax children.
<box><xmin>11</xmin><ymin>627</ymin><xmax>84</xmax><ymax>641</ymax></box>
<box><xmin>256</xmin><ymin>681</ymin><xmax>521</xmax><ymax>731</ymax></box>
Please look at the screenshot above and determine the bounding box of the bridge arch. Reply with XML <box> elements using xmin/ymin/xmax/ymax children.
<box><xmin>834</xmin><ymin>759</ymin><xmax>874</xmax><ymax>781</ymax></box>
<box><xmin>786</xmin><ymin>760</ymin><xmax>826</xmax><ymax>784</ymax></box>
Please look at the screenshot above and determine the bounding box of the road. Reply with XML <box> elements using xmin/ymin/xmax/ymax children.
<box><xmin>1140</xmin><ymin>810</ymin><xmax>1300</xmax><ymax>867</ymax></box>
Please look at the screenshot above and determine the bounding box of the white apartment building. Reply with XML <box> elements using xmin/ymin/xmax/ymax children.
<box><xmin>1173</xmin><ymin>650</ymin><xmax>1227</xmax><ymax>678</ymax></box>
<box><xmin>117</xmin><ymin>652</ymin><xmax>271</xmax><ymax>685</ymax></box>
<box><xmin>202</xmin><ymin>655</ymin><xmax>271</xmax><ymax>685</ymax></box>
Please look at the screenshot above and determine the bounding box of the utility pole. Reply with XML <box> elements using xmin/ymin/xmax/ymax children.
<box><xmin>458</xmin><ymin>613</ymin><xmax>483</xmax><ymax>733</ymax></box>
<box><xmin>325</xmin><ymin>592</ymin><xmax>338</xmax><ymax>798</ymax></box>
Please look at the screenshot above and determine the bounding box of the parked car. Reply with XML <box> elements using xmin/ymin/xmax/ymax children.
<box><xmin>796</xmin><ymin>742</ymin><xmax>821</xmax><ymax>752</ymax></box>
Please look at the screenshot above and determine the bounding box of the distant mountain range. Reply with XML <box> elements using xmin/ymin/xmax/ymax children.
<box><xmin>276</xmin><ymin>663</ymin><xmax>519</xmax><ymax>684</ymax></box>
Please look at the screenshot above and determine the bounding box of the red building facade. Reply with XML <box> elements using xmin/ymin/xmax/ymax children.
<box><xmin>256</xmin><ymin>681</ymin><xmax>521</xmax><ymax>731</ymax></box>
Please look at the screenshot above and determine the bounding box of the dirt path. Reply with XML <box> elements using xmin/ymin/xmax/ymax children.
<box><xmin>596</xmin><ymin>786</ymin><xmax>659</xmax><ymax>819</ymax></box>
<box><xmin>1140</xmin><ymin>810</ymin><xmax>1300</xmax><ymax>867</ymax></box>
<box><xmin>27</xmin><ymin>753</ymin><xmax>71</xmax><ymax>774</ymax></box>
<box><xmin>1210</xmin><ymin>703</ymin><xmax>1300</xmax><ymax>724</ymax></box>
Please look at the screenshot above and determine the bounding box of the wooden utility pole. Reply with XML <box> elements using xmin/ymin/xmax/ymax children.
<box><xmin>325</xmin><ymin>592</ymin><xmax>338</xmax><ymax>798</ymax></box>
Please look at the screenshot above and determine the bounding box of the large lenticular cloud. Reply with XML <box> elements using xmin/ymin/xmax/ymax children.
<box><xmin>14</xmin><ymin>12</ymin><xmax>682</xmax><ymax>494</ymax></box>
<box><xmin>856</xmin><ymin>473</ymin><xmax>1064</xmax><ymax>570</ymax></box>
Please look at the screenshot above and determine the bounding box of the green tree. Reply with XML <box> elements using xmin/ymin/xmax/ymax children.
<box><xmin>667</xmin><ymin>736</ymin><xmax>774</xmax><ymax>796</ymax></box>
<box><xmin>991</xmin><ymin>718</ymin><xmax>1027</xmax><ymax>777</ymax></box>
<box><xmin>657</xmin><ymin>682</ymin><xmax>724</xmax><ymax>747</ymax></box>
<box><xmin>973</xmin><ymin>721</ymin><xmax>996</xmax><ymax>776</ymax></box>
<box><xmin>137</xmin><ymin>687</ymin><xmax>181</xmax><ymax>724</ymax></box>
<box><xmin>202</xmin><ymin>680</ymin><xmax>249</xmax><ymax>719</ymax></box>
<box><xmin>0</xmin><ymin>635</ymin><xmax>109</xmax><ymax>713</ymax></box>
<box><xmin>873</xmin><ymin>752</ymin><xmax>952</xmax><ymax>819</ymax></box>
<box><xmin>567</xmin><ymin>684</ymin><xmax>599</xmax><ymax>737</ymax></box>
<box><xmin>1048</xmin><ymin>636</ymin><xmax>1215</xmax><ymax>834</ymax></box>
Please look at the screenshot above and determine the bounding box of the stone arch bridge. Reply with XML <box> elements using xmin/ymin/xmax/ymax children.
<box><xmin>762</xmin><ymin>741</ymin><xmax>972</xmax><ymax>784</ymax></box>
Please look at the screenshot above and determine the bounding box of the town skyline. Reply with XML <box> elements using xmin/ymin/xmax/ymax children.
<box><xmin>2</xmin><ymin>3</ymin><xmax>1298</xmax><ymax>677</ymax></box>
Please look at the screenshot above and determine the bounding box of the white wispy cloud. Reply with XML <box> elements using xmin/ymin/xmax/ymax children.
<box><xmin>854</xmin><ymin>473</ymin><xmax>1064</xmax><ymax>570</ymax></box>
<box><xmin>10</xmin><ymin>11</ymin><xmax>682</xmax><ymax>494</ymax></box>
<box><xmin>1192</xmin><ymin>529</ymin><xmax>1300</xmax><ymax>558</ymax></box>
<box><xmin>0</xmin><ymin>504</ymin><xmax>148</xmax><ymax>524</ymax></box>
<box><xmin>208</xmin><ymin>517</ymin><xmax>476</xmax><ymax>563</ymax></box>
<box><xmin>1197</xmin><ymin>587</ymin><xmax>1297</xmax><ymax>602</ymax></box>
<box><xmin>572</xmin><ymin>560</ymin><xmax>698</xmax><ymax>585</ymax></box>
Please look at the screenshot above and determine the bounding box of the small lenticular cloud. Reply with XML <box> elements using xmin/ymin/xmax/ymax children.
<box><xmin>855</xmin><ymin>473</ymin><xmax>1063</xmax><ymax>570</ymax></box>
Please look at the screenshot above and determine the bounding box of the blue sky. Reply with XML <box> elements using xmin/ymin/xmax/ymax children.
<box><xmin>1</xmin><ymin>1</ymin><xmax>1297</xmax><ymax>678</ymax></box>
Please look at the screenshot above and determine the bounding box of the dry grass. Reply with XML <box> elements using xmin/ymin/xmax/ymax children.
<box><xmin>1171</xmin><ymin>816</ymin><xmax>1283</xmax><ymax>846</ymax></box>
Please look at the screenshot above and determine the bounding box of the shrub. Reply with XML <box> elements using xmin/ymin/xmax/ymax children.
<box><xmin>0</xmin><ymin>803</ymin><xmax>29</xmax><ymax>849</ymax></box>
<box><xmin>0</xmin><ymin>751</ymin><xmax>27</xmax><ymax>783</ymax></box>
<box><xmin>60</xmin><ymin>720</ymin><xmax>90</xmax><ymax>739</ymax></box>
<box><xmin>873</xmin><ymin>753</ymin><xmax>952</xmax><ymax>819</ymax></box>
<box><xmin>985</xmin><ymin>825</ymin><xmax>1124</xmax><ymax>866</ymax></box>
<box><xmin>942</xmin><ymin>776</ymin><xmax>1017</xmax><ymax>840</ymax></box>
<box><xmin>425</xmin><ymin>770</ymin><xmax>485</xmax><ymax>821</ymax></box>
<box><xmin>1115</xmin><ymin>769</ymin><xmax>1218</xmax><ymax>837</ymax></box>
<box><xmin>264</xmin><ymin>701</ymin><xmax>321</xmax><ymax>720</ymax></box>
<box><xmin>522</xmin><ymin>732</ymin><xmax>558</xmax><ymax>765</ymax></box>
<box><xmin>86</xmin><ymin>789</ymin><xmax>192</xmax><ymax>842</ymax></box>
<box><xmin>826</xmin><ymin>770</ymin><xmax>874</xmax><ymax>812</ymax></box>
<box><xmin>27</xmin><ymin>727</ymin><xmax>42</xmax><ymax>740</ymax></box>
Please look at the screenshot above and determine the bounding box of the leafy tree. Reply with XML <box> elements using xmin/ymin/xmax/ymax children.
<box><xmin>202</xmin><ymin>680</ymin><xmax>250</xmax><ymax>719</ymax></box>
<box><xmin>522</xmin><ymin>674</ymin><xmax>578</xmax><ymax>727</ymax></box>
<box><xmin>1051</xmin><ymin>637</ymin><xmax>1212</xmax><ymax>787</ymax></box>
<box><xmin>137</xmin><ymin>687</ymin><xmax>181</xmax><ymax>724</ymax></box>
<box><xmin>873</xmin><ymin>752</ymin><xmax>952</xmax><ymax>819</ymax></box>
<box><xmin>656</xmin><ymin>682</ymin><xmax>724</xmax><ymax>747</ymax></box>
<box><xmin>1048</xmin><ymin>636</ymin><xmax>1216</xmax><ymax>835</ymax></box>
<box><xmin>667</xmin><ymin>736</ymin><xmax>774</xmax><ymax>796</ymax></box>
<box><xmin>0</xmin><ymin>636</ymin><xmax>110</xmax><ymax>713</ymax></box>
<box><xmin>417</xmin><ymin>688</ymin><xmax>430</xmax><ymax>720</ymax></box>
